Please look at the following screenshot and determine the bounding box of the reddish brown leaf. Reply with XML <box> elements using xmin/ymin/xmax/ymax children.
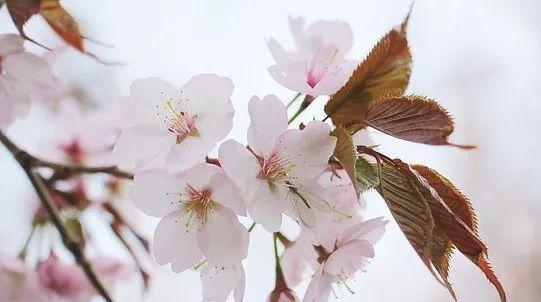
<box><xmin>375</xmin><ymin>160</ymin><xmax>439</xmax><ymax>280</ymax></box>
<box><xmin>431</xmin><ymin>229</ymin><xmax>457</xmax><ymax>301</ymax></box>
<box><xmin>40</xmin><ymin>0</ymin><xmax>83</xmax><ymax>51</ymax></box>
<box><xmin>412</xmin><ymin>164</ymin><xmax>506</xmax><ymax>302</ymax></box>
<box><xmin>363</xmin><ymin>95</ymin><xmax>474</xmax><ymax>149</ymax></box>
<box><xmin>325</xmin><ymin>10</ymin><xmax>411</xmax><ymax>127</ymax></box>
<box><xmin>6</xmin><ymin>0</ymin><xmax>41</xmax><ymax>42</ymax></box>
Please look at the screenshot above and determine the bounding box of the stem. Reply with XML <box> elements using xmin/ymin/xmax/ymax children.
<box><xmin>18</xmin><ymin>225</ymin><xmax>37</xmax><ymax>259</ymax></box>
<box><xmin>273</xmin><ymin>233</ymin><xmax>285</xmax><ymax>283</ymax></box>
<box><xmin>247</xmin><ymin>222</ymin><xmax>256</xmax><ymax>232</ymax></box>
<box><xmin>322</xmin><ymin>115</ymin><xmax>329</xmax><ymax>122</ymax></box>
<box><xmin>36</xmin><ymin>160</ymin><xmax>133</xmax><ymax>179</ymax></box>
<box><xmin>288</xmin><ymin>95</ymin><xmax>316</xmax><ymax>125</ymax></box>
<box><xmin>286</xmin><ymin>92</ymin><xmax>302</xmax><ymax>109</ymax></box>
<box><xmin>0</xmin><ymin>131</ymin><xmax>115</xmax><ymax>302</ymax></box>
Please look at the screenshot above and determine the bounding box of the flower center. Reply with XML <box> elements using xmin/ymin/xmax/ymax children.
<box><xmin>156</xmin><ymin>99</ymin><xmax>199</xmax><ymax>143</ymax></box>
<box><xmin>256</xmin><ymin>152</ymin><xmax>295</xmax><ymax>184</ymax></box>
<box><xmin>182</xmin><ymin>184</ymin><xmax>216</xmax><ymax>231</ymax></box>
<box><xmin>305</xmin><ymin>46</ymin><xmax>339</xmax><ymax>88</ymax></box>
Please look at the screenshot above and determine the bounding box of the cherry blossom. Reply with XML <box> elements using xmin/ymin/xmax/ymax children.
<box><xmin>219</xmin><ymin>95</ymin><xmax>336</xmax><ymax>232</ymax></box>
<box><xmin>200</xmin><ymin>261</ymin><xmax>245</xmax><ymax>302</ymax></box>
<box><xmin>303</xmin><ymin>217</ymin><xmax>387</xmax><ymax>302</ymax></box>
<box><xmin>0</xmin><ymin>34</ymin><xmax>60</xmax><ymax>128</ymax></box>
<box><xmin>36</xmin><ymin>254</ymin><xmax>131</xmax><ymax>302</ymax></box>
<box><xmin>129</xmin><ymin>163</ymin><xmax>249</xmax><ymax>272</ymax></box>
<box><xmin>268</xmin><ymin>286</ymin><xmax>300</xmax><ymax>302</ymax></box>
<box><xmin>267</xmin><ymin>17</ymin><xmax>356</xmax><ymax>96</ymax></box>
<box><xmin>112</xmin><ymin>74</ymin><xmax>234</xmax><ymax>173</ymax></box>
<box><xmin>0</xmin><ymin>253</ymin><xmax>42</xmax><ymax>302</ymax></box>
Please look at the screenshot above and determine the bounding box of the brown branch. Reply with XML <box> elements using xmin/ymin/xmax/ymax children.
<box><xmin>0</xmin><ymin>131</ymin><xmax>115</xmax><ymax>302</ymax></box>
<box><xmin>36</xmin><ymin>159</ymin><xmax>133</xmax><ymax>179</ymax></box>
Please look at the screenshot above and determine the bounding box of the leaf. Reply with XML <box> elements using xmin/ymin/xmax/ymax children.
<box><xmin>40</xmin><ymin>0</ymin><xmax>83</xmax><ymax>51</ymax></box>
<box><xmin>375</xmin><ymin>160</ymin><xmax>439</xmax><ymax>279</ymax></box>
<box><xmin>430</xmin><ymin>229</ymin><xmax>456</xmax><ymax>300</ymax></box>
<box><xmin>6</xmin><ymin>0</ymin><xmax>41</xmax><ymax>43</ymax></box>
<box><xmin>355</xmin><ymin>154</ymin><xmax>379</xmax><ymax>191</ymax></box>
<box><xmin>324</xmin><ymin>10</ymin><xmax>411</xmax><ymax>127</ymax></box>
<box><xmin>5</xmin><ymin>0</ymin><xmax>106</xmax><ymax>61</ymax></box>
<box><xmin>363</xmin><ymin>95</ymin><xmax>474</xmax><ymax>149</ymax></box>
<box><xmin>412</xmin><ymin>165</ymin><xmax>506</xmax><ymax>302</ymax></box>
<box><xmin>361</xmin><ymin>146</ymin><xmax>506</xmax><ymax>301</ymax></box>
<box><xmin>331</xmin><ymin>127</ymin><xmax>358</xmax><ymax>194</ymax></box>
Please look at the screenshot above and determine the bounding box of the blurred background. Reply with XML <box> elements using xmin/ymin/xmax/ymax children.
<box><xmin>0</xmin><ymin>0</ymin><xmax>540</xmax><ymax>301</ymax></box>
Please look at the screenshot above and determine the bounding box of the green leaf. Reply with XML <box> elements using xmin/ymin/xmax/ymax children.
<box><xmin>63</xmin><ymin>211</ymin><xmax>85</xmax><ymax>247</ymax></box>
<box><xmin>331</xmin><ymin>127</ymin><xmax>358</xmax><ymax>194</ymax></box>
<box><xmin>355</xmin><ymin>154</ymin><xmax>379</xmax><ymax>191</ymax></box>
<box><xmin>324</xmin><ymin>10</ymin><xmax>411</xmax><ymax>128</ymax></box>
<box><xmin>363</xmin><ymin>95</ymin><xmax>474</xmax><ymax>149</ymax></box>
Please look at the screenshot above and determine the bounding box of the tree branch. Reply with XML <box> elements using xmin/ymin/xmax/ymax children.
<box><xmin>0</xmin><ymin>130</ymin><xmax>116</xmax><ymax>302</ymax></box>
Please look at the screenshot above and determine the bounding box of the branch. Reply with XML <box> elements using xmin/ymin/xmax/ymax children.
<box><xmin>0</xmin><ymin>131</ymin><xmax>115</xmax><ymax>302</ymax></box>
<box><xmin>36</xmin><ymin>159</ymin><xmax>133</xmax><ymax>179</ymax></box>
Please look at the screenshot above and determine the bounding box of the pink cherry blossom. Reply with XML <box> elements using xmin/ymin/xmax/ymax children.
<box><xmin>267</xmin><ymin>17</ymin><xmax>356</xmax><ymax>96</ymax></box>
<box><xmin>0</xmin><ymin>34</ymin><xmax>60</xmax><ymax>128</ymax></box>
<box><xmin>112</xmin><ymin>74</ymin><xmax>234</xmax><ymax>173</ymax></box>
<box><xmin>129</xmin><ymin>163</ymin><xmax>249</xmax><ymax>272</ymax></box>
<box><xmin>36</xmin><ymin>253</ymin><xmax>131</xmax><ymax>302</ymax></box>
<box><xmin>303</xmin><ymin>217</ymin><xmax>387</xmax><ymax>302</ymax></box>
<box><xmin>200</xmin><ymin>261</ymin><xmax>245</xmax><ymax>302</ymax></box>
<box><xmin>0</xmin><ymin>252</ymin><xmax>42</xmax><ymax>302</ymax></box>
<box><xmin>219</xmin><ymin>95</ymin><xmax>336</xmax><ymax>232</ymax></box>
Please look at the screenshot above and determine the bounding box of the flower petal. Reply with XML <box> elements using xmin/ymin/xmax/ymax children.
<box><xmin>197</xmin><ymin>208</ymin><xmax>249</xmax><ymax>266</ymax></box>
<box><xmin>218</xmin><ymin>139</ymin><xmax>260</xmax><ymax>195</ymax></box>
<box><xmin>180</xmin><ymin>74</ymin><xmax>234</xmax><ymax>115</ymax></box>
<box><xmin>210</xmin><ymin>172</ymin><xmax>246</xmax><ymax>216</ymax></box>
<box><xmin>129</xmin><ymin>169</ymin><xmax>186</xmax><ymax>217</ymax></box>
<box><xmin>165</xmin><ymin>136</ymin><xmax>215</xmax><ymax>174</ymax></box>
<box><xmin>201</xmin><ymin>262</ymin><xmax>244</xmax><ymax>302</ymax></box>
<box><xmin>323</xmin><ymin>239</ymin><xmax>374</xmax><ymax>276</ymax></box>
<box><xmin>112</xmin><ymin>124</ymin><xmax>176</xmax><ymax>170</ymax></box>
<box><xmin>247</xmin><ymin>95</ymin><xmax>288</xmax><ymax>157</ymax></box>
<box><xmin>268</xmin><ymin>63</ymin><xmax>313</xmax><ymax>95</ymax></box>
<box><xmin>178</xmin><ymin>163</ymin><xmax>222</xmax><ymax>191</ymax></box>
<box><xmin>302</xmin><ymin>265</ymin><xmax>332</xmax><ymax>302</ymax></box>
<box><xmin>276</xmin><ymin>121</ymin><xmax>336</xmax><ymax>183</ymax></box>
<box><xmin>0</xmin><ymin>34</ymin><xmax>24</xmax><ymax>56</ymax></box>
<box><xmin>337</xmin><ymin>217</ymin><xmax>388</xmax><ymax>247</ymax></box>
<box><xmin>248</xmin><ymin>182</ymin><xmax>285</xmax><ymax>232</ymax></box>
<box><xmin>153</xmin><ymin>211</ymin><xmax>203</xmax><ymax>272</ymax></box>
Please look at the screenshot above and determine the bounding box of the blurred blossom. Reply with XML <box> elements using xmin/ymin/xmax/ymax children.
<box><xmin>0</xmin><ymin>34</ymin><xmax>61</xmax><ymax>128</ymax></box>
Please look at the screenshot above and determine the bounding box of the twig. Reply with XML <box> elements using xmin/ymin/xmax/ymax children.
<box><xmin>36</xmin><ymin>159</ymin><xmax>133</xmax><ymax>179</ymax></box>
<box><xmin>0</xmin><ymin>131</ymin><xmax>115</xmax><ymax>302</ymax></box>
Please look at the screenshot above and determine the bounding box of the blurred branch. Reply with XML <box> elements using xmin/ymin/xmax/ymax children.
<box><xmin>0</xmin><ymin>130</ymin><xmax>116</xmax><ymax>302</ymax></box>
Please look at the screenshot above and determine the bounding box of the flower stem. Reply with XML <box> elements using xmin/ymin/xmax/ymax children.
<box><xmin>248</xmin><ymin>222</ymin><xmax>256</xmax><ymax>232</ymax></box>
<box><xmin>273</xmin><ymin>233</ymin><xmax>285</xmax><ymax>282</ymax></box>
<box><xmin>286</xmin><ymin>92</ymin><xmax>302</xmax><ymax>109</ymax></box>
<box><xmin>288</xmin><ymin>95</ymin><xmax>316</xmax><ymax>125</ymax></box>
<box><xmin>18</xmin><ymin>225</ymin><xmax>37</xmax><ymax>259</ymax></box>
<box><xmin>0</xmin><ymin>131</ymin><xmax>115</xmax><ymax>302</ymax></box>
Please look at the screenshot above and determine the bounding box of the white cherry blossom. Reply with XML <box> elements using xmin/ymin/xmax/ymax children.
<box><xmin>219</xmin><ymin>95</ymin><xmax>336</xmax><ymax>232</ymax></box>
<box><xmin>129</xmin><ymin>163</ymin><xmax>249</xmax><ymax>272</ymax></box>
<box><xmin>113</xmin><ymin>74</ymin><xmax>234</xmax><ymax>173</ymax></box>
<box><xmin>200</xmin><ymin>261</ymin><xmax>245</xmax><ymax>302</ymax></box>
<box><xmin>267</xmin><ymin>17</ymin><xmax>356</xmax><ymax>96</ymax></box>
<box><xmin>303</xmin><ymin>217</ymin><xmax>387</xmax><ymax>302</ymax></box>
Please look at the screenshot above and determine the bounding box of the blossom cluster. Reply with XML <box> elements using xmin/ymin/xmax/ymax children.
<box><xmin>0</xmin><ymin>14</ymin><xmax>387</xmax><ymax>302</ymax></box>
<box><xmin>111</xmin><ymin>17</ymin><xmax>386</xmax><ymax>302</ymax></box>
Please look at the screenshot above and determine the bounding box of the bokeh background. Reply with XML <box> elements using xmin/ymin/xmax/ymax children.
<box><xmin>1</xmin><ymin>0</ymin><xmax>540</xmax><ymax>301</ymax></box>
